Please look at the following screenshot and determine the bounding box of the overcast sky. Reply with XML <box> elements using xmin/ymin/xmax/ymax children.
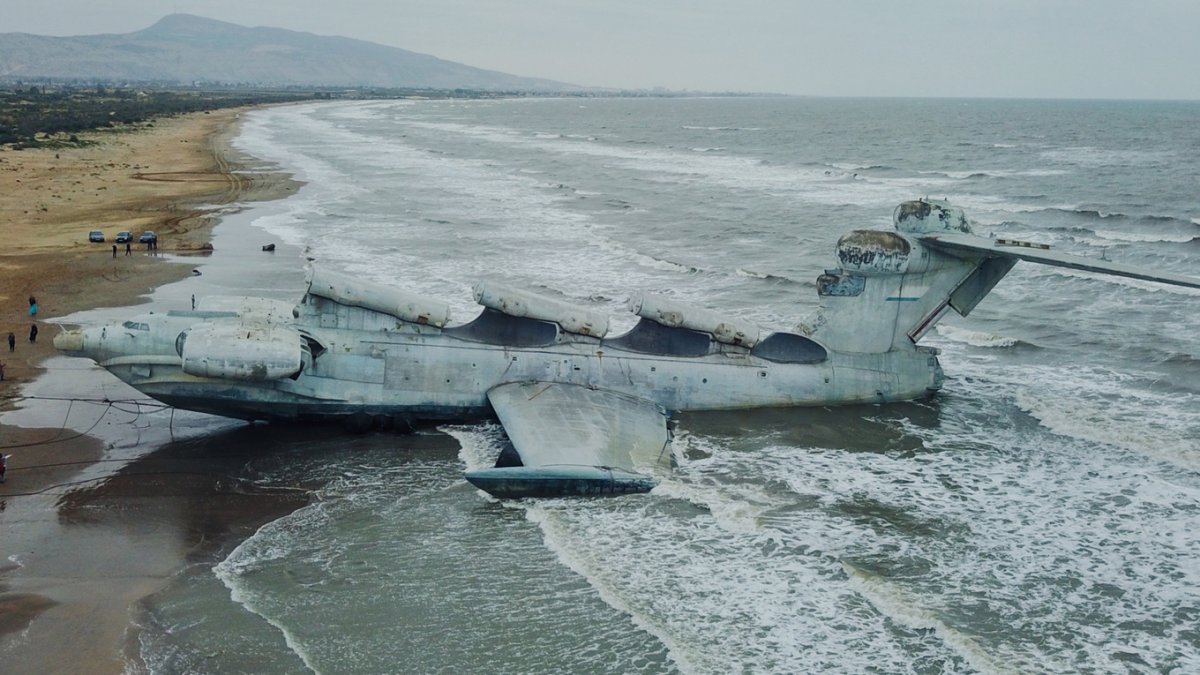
<box><xmin>6</xmin><ymin>1</ymin><xmax>1199</xmax><ymax>99</ymax></box>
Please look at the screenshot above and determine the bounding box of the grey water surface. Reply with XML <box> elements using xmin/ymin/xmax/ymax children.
<box><xmin>135</xmin><ymin>97</ymin><xmax>1200</xmax><ymax>674</ymax></box>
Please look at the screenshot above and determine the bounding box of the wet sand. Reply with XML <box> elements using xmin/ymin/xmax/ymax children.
<box><xmin>0</xmin><ymin>108</ymin><xmax>310</xmax><ymax>672</ymax></box>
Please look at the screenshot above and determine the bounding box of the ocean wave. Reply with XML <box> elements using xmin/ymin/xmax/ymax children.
<box><xmin>829</xmin><ymin>162</ymin><xmax>895</xmax><ymax>172</ymax></box>
<box><xmin>1039</xmin><ymin>222</ymin><xmax>1197</xmax><ymax>246</ymax></box>
<box><xmin>919</xmin><ymin>168</ymin><xmax>1066</xmax><ymax>181</ymax></box>
<box><xmin>689</xmin><ymin>147</ymin><xmax>726</xmax><ymax>153</ymax></box>
<box><xmin>1038</xmin><ymin>208</ymin><xmax>1197</xmax><ymax>235</ymax></box>
<box><xmin>936</xmin><ymin>324</ymin><xmax>1033</xmax><ymax>349</ymax></box>
<box><xmin>1013</xmin><ymin>168</ymin><xmax>1069</xmax><ymax>177</ymax></box>
<box><xmin>843</xmin><ymin>563</ymin><xmax>1009</xmax><ymax>674</ymax></box>
<box><xmin>1015</xmin><ymin>380</ymin><xmax>1200</xmax><ymax>471</ymax></box>
<box><xmin>944</xmin><ymin>196</ymin><xmax>1064</xmax><ymax>217</ymax></box>
<box><xmin>1038</xmin><ymin>267</ymin><xmax>1200</xmax><ymax>296</ymax></box>
<box><xmin>1162</xmin><ymin>352</ymin><xmax>1200</xmax><ymax>374</ymax></box>
<box><xmin>533</xmin><ymin>132</ymin><xmax>595</xmax><ymax>141</ymax></box>
<box><xmin>588</xmin><ymin>237</ymin><xmax>702</xmax><ymax>275</ymax></box>
<box><xmin>920</xmin><ymin>170</ymin><xmax>997</xmax><ymax>180</ymax></box>
<box><xmin>734</xmin><ymin>268</ymin><xmax>802</xmax><ymax>285</ymax></box>
<box><xmin>1040</xmin><ymin>146</ymin><xmax>1171</xmax><ymax>167</ymax></box>
<box><xmin>1088</xmin><ymin>230</ymin><xmax>1197</xmax><ymax>244</ymax></box>
<box><xmin>1061</xmin><ymin>207</ymin><xmax>1127</xmax><ymax>220</ymax></box>
<box><xmin>680</xmin><ymin>125</ymin><xmax>761</xmax><ymax>131</ymax></box>
<box><xmin>638</xmin><ymin>254</ymin><xmax>699</xmax><ymax>274</ymax></box>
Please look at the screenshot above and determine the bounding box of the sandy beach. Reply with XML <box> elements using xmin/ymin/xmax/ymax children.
<box><xmin>0</xmin><ymin>108</ymin><xmax>308</xmax><ymax>672</ymax></box>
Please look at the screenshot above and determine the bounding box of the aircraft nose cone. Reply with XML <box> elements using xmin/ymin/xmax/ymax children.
<box><xmin>53</xmin><ymin>329</ymin><xmax>85</xmax><ymax>352</ymax></box>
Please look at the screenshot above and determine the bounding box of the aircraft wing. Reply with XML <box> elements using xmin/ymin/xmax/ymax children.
<box><xmin>921</xmin><ymin>232</ymin><xmax>1200</xmax><ymax>289</ymax></box>
<box><xmin>464</xmin><ymin>382</ymin><xmax>671</xmax><ymax>498</ymax></box>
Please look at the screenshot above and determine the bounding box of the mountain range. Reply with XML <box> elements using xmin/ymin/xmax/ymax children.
<box><xmin>0</xmin><ymin>14</ymin><xmax>578</xmax><ymax>91</ymax></box>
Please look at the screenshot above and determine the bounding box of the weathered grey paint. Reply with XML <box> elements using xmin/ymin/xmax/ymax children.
<box><xmin>464</xmin><ymin>381</ymin><xmax>672</xmax><ymax>496</ymax></box>
<box><xmin>628</xmin><ymin>292</ymin><xmax>760</xmax><ymax>347</ymax></box>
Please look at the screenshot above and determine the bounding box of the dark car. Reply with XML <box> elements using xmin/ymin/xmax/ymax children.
<box><xmin>115</xmin><ymin>231</ymin><xmax>133</xmax><ymax>243</ymax></box>
<box><xmin>88</xmin><ymin>230</ymin><xmax>105</xmax><ymax>243</ymax></box>
<box><xmin>139</xmin><ymin>231</ymin><xmax>158</xmax><ymax>244</ymax></box>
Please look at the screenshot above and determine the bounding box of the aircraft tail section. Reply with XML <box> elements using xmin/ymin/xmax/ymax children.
<box><xmin>804</xmin><ymin>199</ymin><xmax>1200</xmax><ymax>354</ymax></box>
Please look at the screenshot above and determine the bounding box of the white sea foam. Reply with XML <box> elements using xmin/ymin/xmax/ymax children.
<box><xmin>202</xmin><ymin>99</ymin><xmax>1200</xmax><ymax>673</ymax></box>
<box><xmin>441</xmin><ymin>423</ymin><xmax>508</xmax><ymax>474</ymax></box>
<box><xmin>235</xmin><ymin>104</ymin><xmax>704</xmax><ymax>310</ymax></box>
<box><xmin>681</xmin><ymin>125</ymin><xmax>761</xmax><ymax>131</ymax></box>
<box><xmin>510</xmin><ymin>430</ymin><xmax>983</xmax><ymax>673</ymax></box>
<box><xmin>936</xmin><ymin>324</ymin><xmax>1023</xmax><ymax>348</ymax></box>
<box><xmin>399</xmin><ymin>117</ymin><xmax>942</xmax><ymax>209</ymax></box>
<box><xmin>214</xmin><ymin>510</ymin><xmax>326</xmax><ymax>674</ymax></box>
<box><xmin>843</xmin><ymin>562</ymin><xmax>1014</xmax><ymax>675</ymax></box>
<box><xmin>1014</xmin><ymin>375</ymin><xmax>1200</xmax><ymax>470</ymax></box>
<box><xmin>1040</xmin><ymin>146</ymin><xmax>1172</xmax><ymax>167</ymax></box>
<box><xmin>735</xmin><ymin>268</ymin><xmax>771</xmax><ymax>279</ymax></box>
<box><xmin>1087</xmin><ymin>229</ymin><xmax>1196</xmax><ymax>244</ymax></box>
<box><xmin>948</xmin><ymin>193</ymin><xmax>1075</xmax><ymax>217</ymax></box>
<box><xmin>772</xmin><ymin>419</ymin><xmax>1200</xmax><ymax>672</ymax></box>
<box><xmin>1038</xmin><ymin>266</ymin><xmax>1200</xmax><ymax>296</ymax></box>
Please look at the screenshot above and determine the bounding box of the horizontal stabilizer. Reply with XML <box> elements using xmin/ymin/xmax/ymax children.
<box><xmin>469</xmin><ymin>382</ymin><xmax>671</xmax><ymax>498</ymax></box>
<box><xmin>921</xmin><ymin>233</ymin><xmax>1200</xmax><ymax>289</ymax></box>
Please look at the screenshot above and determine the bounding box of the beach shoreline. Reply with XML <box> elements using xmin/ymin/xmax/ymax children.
<box><xmin>0</xmin><ymin>106</ymin><xmax>311</xmax><ymax>672</ymax></box>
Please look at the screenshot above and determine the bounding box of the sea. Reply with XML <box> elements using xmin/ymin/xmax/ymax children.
<box><xmin>95</xmin><ymin>97</ymin><xmax>1200</xmax><ymax>673</ymax></box>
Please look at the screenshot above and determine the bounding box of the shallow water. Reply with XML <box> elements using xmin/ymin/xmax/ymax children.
<box><xmin>120</xmin><ymin>97</ymin><xmax>1200</xmax><ymax>673</ymax></box>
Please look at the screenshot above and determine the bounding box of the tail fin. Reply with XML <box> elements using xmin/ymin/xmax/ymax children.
<box><xmin>804</xmin><ymin>199</ymin><xmax>1200</xmax><ymax>354</ymax></box>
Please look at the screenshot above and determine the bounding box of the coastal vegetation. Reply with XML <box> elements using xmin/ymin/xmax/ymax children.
<box><xmin>0</xmin><ymin>86</ymin><xmax>319</xmax><ymax>147</ymax></box>
<box><xmin>0</xmin><ymin>84</ymin><xmax>730</xmax><ymax>149</ymax></box>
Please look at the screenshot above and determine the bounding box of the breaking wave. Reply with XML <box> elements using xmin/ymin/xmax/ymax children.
<box><xmin>734</xmin><ymin>268</ymin><xmax>803</xmax><ymax>285</ymax></box>
<box><xmin>680</xmin><ymin>125</ymin><xmax>761</xmax><ymax>131</ymax></box>
<box><xmin>936</xmin><ymin>324</ymin><xmax>1033</xmax><ymax>349</ymax></box>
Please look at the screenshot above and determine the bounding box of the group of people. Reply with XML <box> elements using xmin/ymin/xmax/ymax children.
<box><xmin>0</xmin><ymin>296</ymin><xmax>44</xmax><ymax>486</ymax></box>
<box><xmin>7</xmin><ymin>296</ymin><xmax>39</xmax><ymax>354</ymax></box>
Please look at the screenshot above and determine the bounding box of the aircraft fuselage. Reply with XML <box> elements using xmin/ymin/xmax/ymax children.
<box><xmin>73</xmin><ymin>313</ymin><xmax>943</xmax><ymax>425</ymax></box>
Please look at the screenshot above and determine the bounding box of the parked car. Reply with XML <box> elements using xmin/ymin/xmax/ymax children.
<box><xmin>139</xmin><ymin>231</ymin><xmax>158</xmax><ymax>244</ymax></box>
<box><xmin>115</xmin><ymin>231</ymin><xmax>133</xmax><ymax>243</ymax></box>
<box><xmin>88</xmin><ymin>230</ymin><xmax>105</xmax><ymax>243</ymax></box>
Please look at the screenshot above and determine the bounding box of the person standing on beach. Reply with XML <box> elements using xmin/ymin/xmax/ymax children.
<box><xmin>112</xmin><ymin>244</ymin><xmax>117</xmax><ymax>258</ymax></box>
<box><xmin>29</xmin><ymin>323</ymin><xmax>38</xmax><ymax>343</ymax></box>
<box><xmin>126</xmin><ymin>242</ymin><xmax>131</xmax><ymax>256</ymax></box>
<box><xmin>28</xmin><ymin>296</ymin><xmax>37</xmax><ymax>317</ymax></box>
<box><xmin>7</xmin><ymin>332</ymin><xmax>14</xmax><ymax>352</ymax></box>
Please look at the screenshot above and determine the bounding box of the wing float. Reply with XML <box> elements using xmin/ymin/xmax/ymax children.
<box><xmin>465</xmin><ymin>382</ymin><xmax>672</xmax><ymax>498</ymax></box>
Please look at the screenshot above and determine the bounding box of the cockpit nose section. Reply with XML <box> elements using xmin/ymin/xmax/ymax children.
<box><xmin>53</xmin><ymin>328</ymin><xmax>86</xmax><ymax>353</ymax></box>
<box><xmin>53</xmin><ymin>324</ymin><xmax>121</xmax><ymax>360</ymax></box>
<box><xmin>893</xmin><ymin>199</ymin><xmax>974</xmax><ymax>235</ymax></box>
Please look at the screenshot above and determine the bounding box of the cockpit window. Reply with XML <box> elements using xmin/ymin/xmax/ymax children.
<box><xmin>122</xmin><ymin>321</ymin><xmax>150</xmax><ymax>331</ymax></box>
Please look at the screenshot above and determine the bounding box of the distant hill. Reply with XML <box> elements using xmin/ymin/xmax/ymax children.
<box><xmin>0</xmin><ymin>14</ymin><xmax>578</xmax><ymax>91</ymax></box>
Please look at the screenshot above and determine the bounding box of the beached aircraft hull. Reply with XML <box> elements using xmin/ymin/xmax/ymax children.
<box><xmin>85</xmin><ymin>327</ymin><xmax>941</xmax><ymax>423</ymax></box>
<box><xmin>55</xmin><ymin>200</ymin><xmax>1199</xmax><ymax>498</ymax></box>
